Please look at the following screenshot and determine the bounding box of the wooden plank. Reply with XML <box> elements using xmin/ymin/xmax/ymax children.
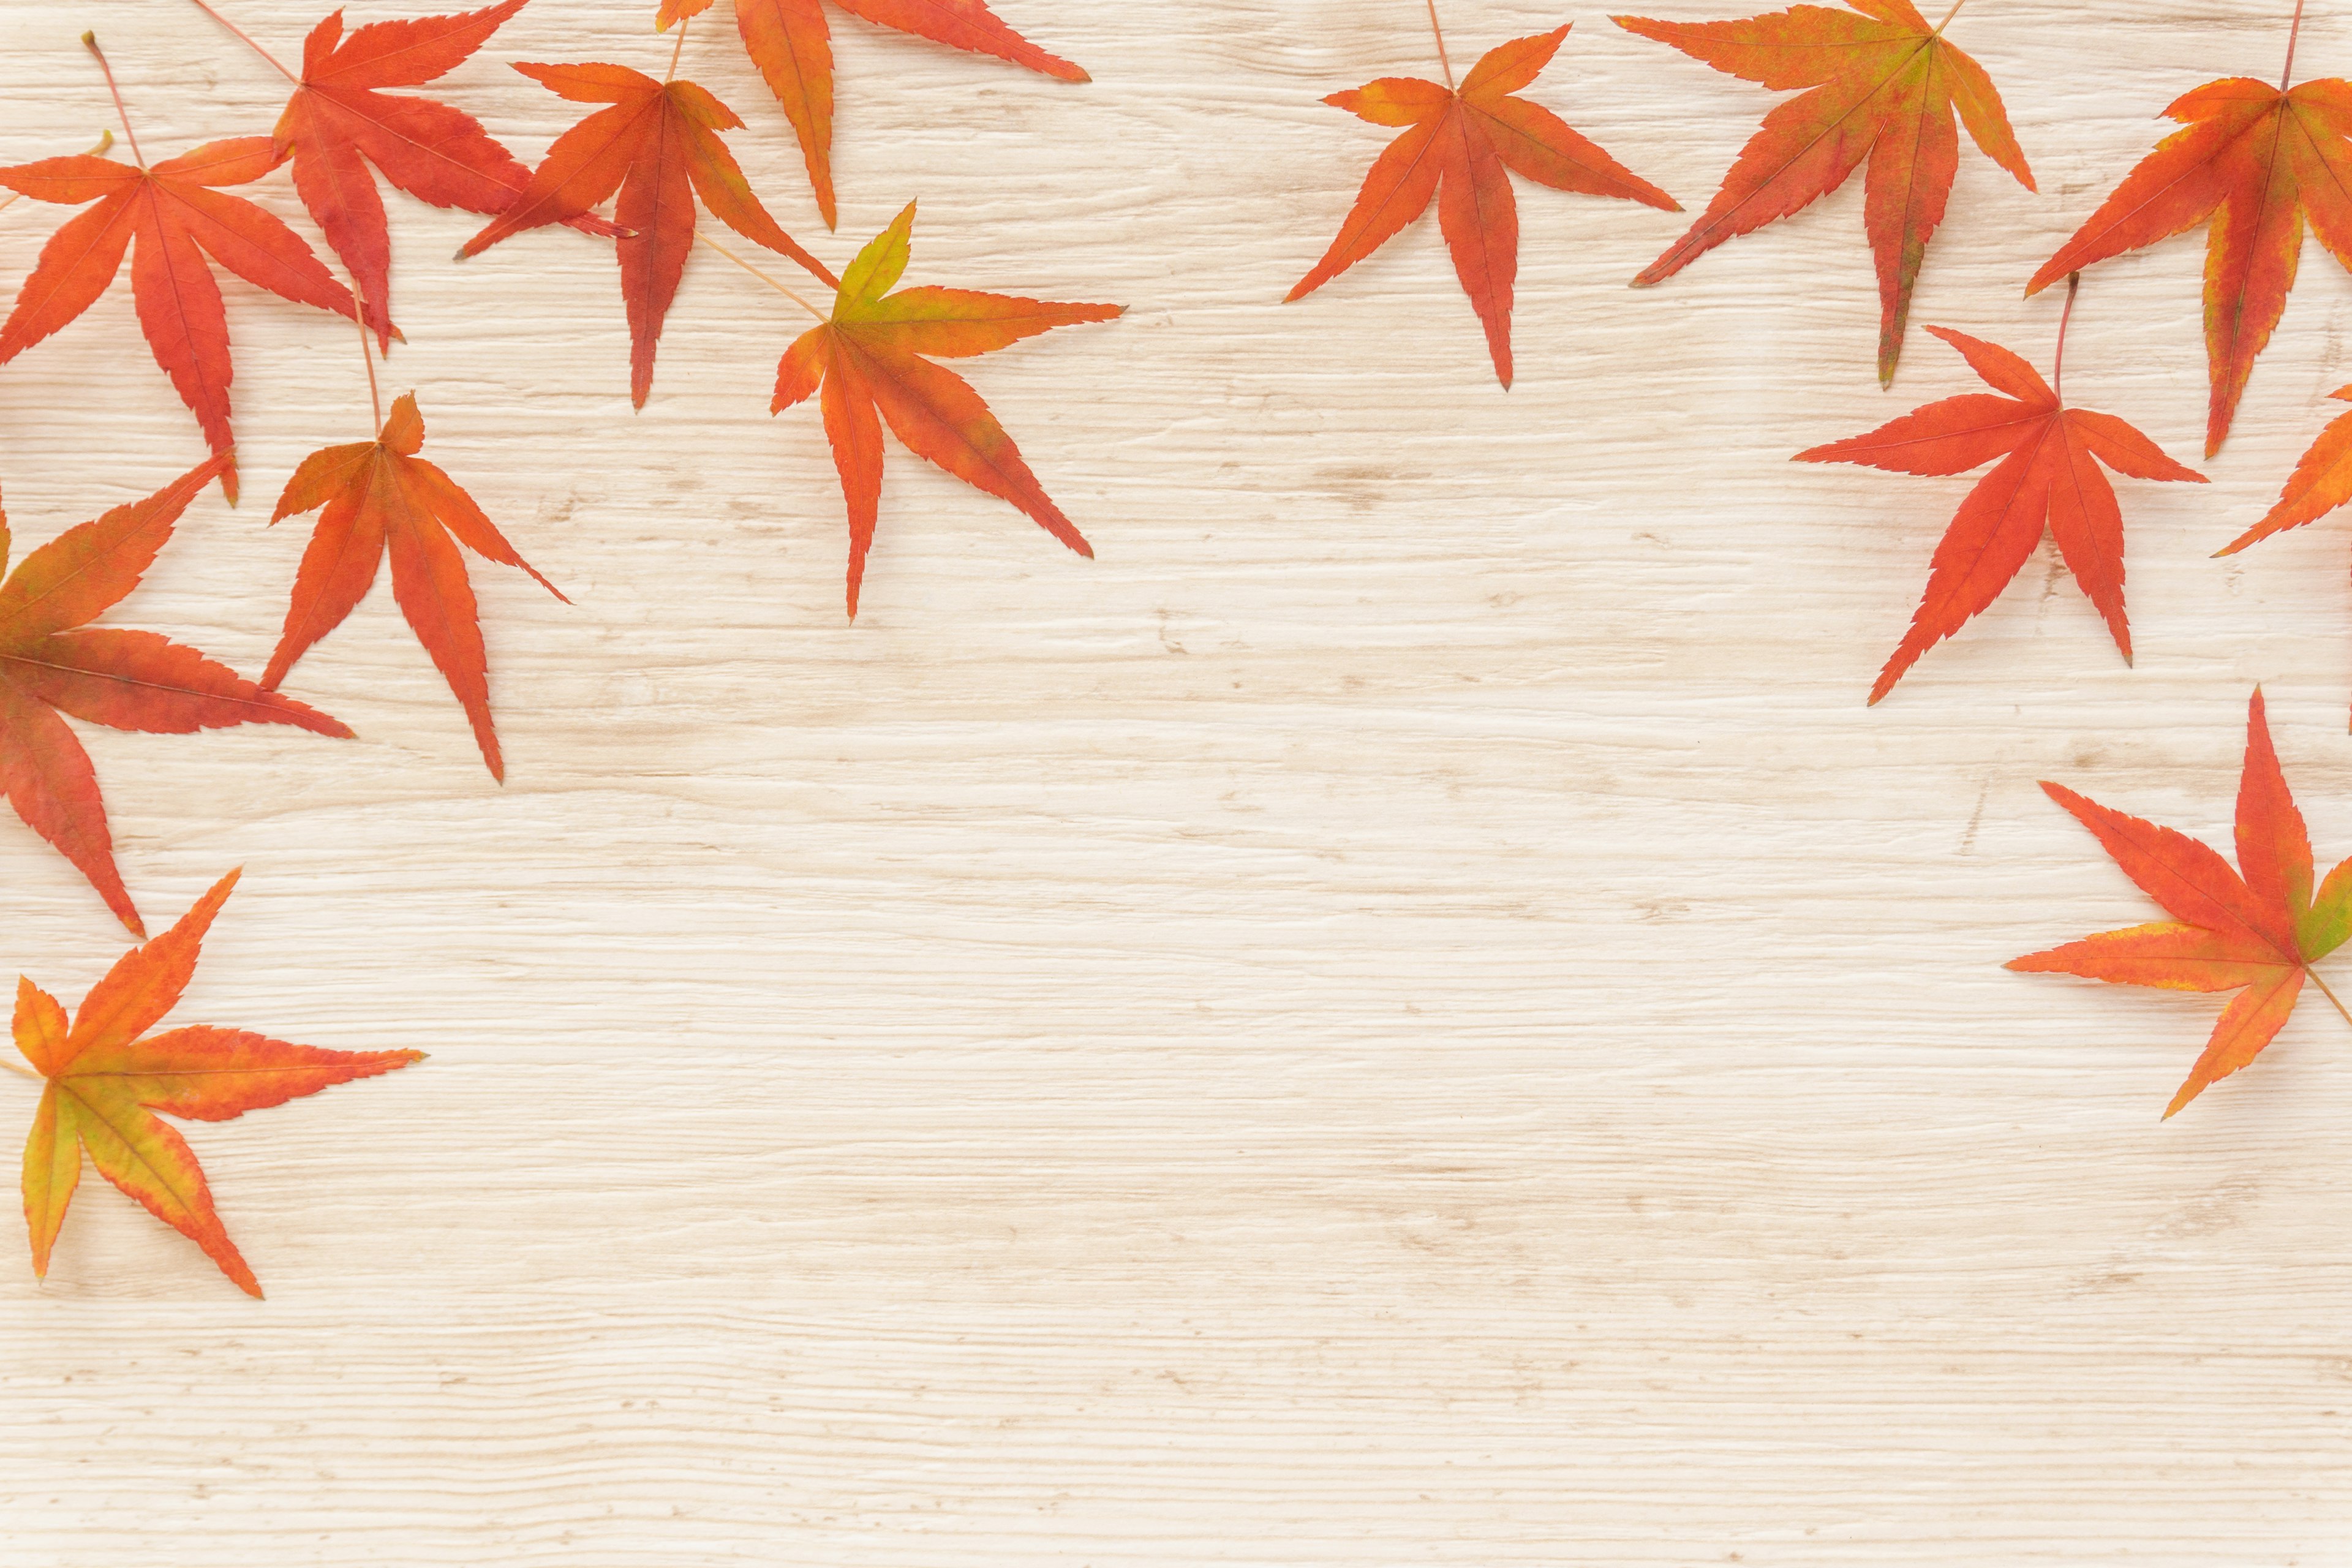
<box><xmin>1</xmin><ymin>0</ymin><xmax>2348</xmax><ymax>1561</ymax></box>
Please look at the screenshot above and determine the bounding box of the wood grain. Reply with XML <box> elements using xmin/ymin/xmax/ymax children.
<box><xmin>2</xmin><ymin>0</ymin><xmax>2351</xmax><ymax>1562</ymax></box>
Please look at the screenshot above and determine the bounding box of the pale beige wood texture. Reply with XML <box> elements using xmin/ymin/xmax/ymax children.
<box><xmin>2</xmin><ymin>0</ymin><xmax>2351</xmax><ymax>1562</ymax></box>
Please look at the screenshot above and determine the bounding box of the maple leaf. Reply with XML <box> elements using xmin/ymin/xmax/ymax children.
<box><xmin>1795</xmin><ymin>309</ymin><xmax>2204</xmax><ymax>703</ymax></box>
<box><xmin>455</xmin><ymin>61</ymin><xmax>834</xmax><ymax>407</ymax></box>
<box><xmin>2011</xmin><ymin>689</ymin><xmax>2352</xmax><ymax>1117</ymax></box>
<box><xmin>0</xmin><ymin>454</ymin><xmax>352</xmax><ymax>937</ymax></box>
<box><xmin>0</xmin><ymin>137</ymin><xmax>361</xmax><ymax>504</ymax></box>
<box><xmin>2226</xmin><ymin>386</ymin><xmax>2352</xmax><ymax>556</ymax></box>
<box><xmin>1286</xmin><ymin>24</ymin><xmax>1680</xmax><ymax>388</ymax></box>
<box><xmin>653</xmin><ymin>0</ymin><xmax>1087</xmax><ymax>230</ymax></box>
<box><xmin>2028</xmin><ymin>32</ymin><xmax>2352</xmax><ymax>458</ymax></box>
<box><xmin>224</xmin><ymin>0</ymin><xmax>617</xmax><ymax>349</ymax></box>
<box><xmin>14</xmin><ymin>867</ymin><xmax>421</xmax><ymax>1295</ymax></box>
<box><xmin>771</xmin><ymin>202</ymin><xmax>1120</xmax><ymax>616</ymax></box>
<box><xmin>1615</xmin><ymin>0</ymin><xmax>2035</xmax><ymax>384</ymax></box>
<box><xmin>262</xmin><ymin>393</ymin><xmax>564</xmax><ymax>782</ymax></box>
<box><xmin>2210</xmin><ymin>384</ymin><xmax>2352</xmax><ymax>726</ymax></box>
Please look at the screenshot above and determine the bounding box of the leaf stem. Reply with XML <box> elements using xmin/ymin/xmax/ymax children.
<box><xmin>695</xmin><ymin>229</ymin><xmax>826</xmax><ymax>320</ymax></box>
<box><xmin>185</xmin><ymin>0</ymin><xmax>297</xmax><ymax>83</ymax></box>
<box><xmin>2282</xmin><ymin>0</ymin><xmax>2307</xmax><ymax>90</ymax></box>
<box><xmin>2052</xmin><ymin>271</ymin><xmax>2079</xmax><ymax>402</ymax></box>
<box><xmin>666</xmin><ymin>13</ymin><xmax>689</xmax><ymax>83</ymax></box>
<box><xmin>1425</xmin><ymin>0</ymin><xmax>1455</xmax><ymax>89</ymax></box>
<box><xmin>1932</xmin><ymin>0</ymin><xmax>1967</xmax><ymax>34</ymax></box>
<box><xmin>82</xmin><ymin>34</ymin><xmax>145</xmax><ymax>168</ymax></box>
<box><xmin>349</xmin><ymin>271</ymin><xmax>383</xmax><ymax>431</ymax></box>
<box><xmin>0</xmin><ymin>130</ymin><xmax>111</xmax><ymax>217</ymax></box>
<box><xmin>2308</xmin><ymin>964</ymin><xmax>2352</xmax><ymax>1030</ymax></box>
<box><xmin>0</xmin><ymin>1055</ymin><xmax>37</xmax><ymax>1082</ymax></box>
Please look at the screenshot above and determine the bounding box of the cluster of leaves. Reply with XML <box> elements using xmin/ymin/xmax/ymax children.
<box><xmin>1292</xmin><ymin>2</ymin><xmax>2352</xmax><ymax>713</ymax></box>
<box><xmin>0</xmin><ymin>0</ymin><xmax>1112</xmax><ymax>1294</ymax></box>
<box><xmin>14</xmin><ymin>0</ymin><xmax>2352</xmax><ymax>1288</ymax></box>
<box><xmin>1280</xmin><ymin>2</ymin><xmax>2352</xmax><ymax>1115</ymax></box>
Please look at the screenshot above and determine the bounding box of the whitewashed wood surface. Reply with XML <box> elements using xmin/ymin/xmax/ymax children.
<box><xmin>2</xmin><ymin>0</ymin><xmax>2350</xmax><ymax>1561</ymax></box>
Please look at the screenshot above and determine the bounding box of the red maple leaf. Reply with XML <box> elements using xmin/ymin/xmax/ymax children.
<box><xmin>456</xmin><ymin>60</ymin><xmax>834</xmax><ymax>407</ymax></box>
<box><xmin>771</xmin><ymin>202</ymin><xmax>1119</xmax><ymax>616</ymax></box>
<box><xmin>2029</xmin><ymin>13</ymin><xmax>2351</xmax><ymax>455</ymax></box>
<box><xmin>1795</xmin><ymin>292</ymin><xmax>2204</xmax><ymax>702</ymax></box>
<box><xmin>653</xmin><ymin>0</ymin><xmax>1086</xmax><ymax>229</ymax></box>
<box><xmin>2012</xmin><ymin>689</ymin><xmax>2352</xmax><ymax>1117</ymax></box>
<box><xmin>190</xmin><ymin>0</ymin><xmax>616</xmax><ymax>349</ymax></box>
<box><xmin>15</xmin><ymin>868</ymin><xmax>421</xmax><ymax>1295</ymax></box>
<box><xmin>1615</xmin><ymin>0</ymin><xmax>2034</xmax><ymax>383</ymax></box>
<box><xmin>1287</xmin><ymin>23</ymin><xmax>1680</xmax><ymax>388</ymax></box>
<box><xmin>0</xmin><ymin>454</ymin><xmax>352</xmax><ymax>937</ymax></box>
<box><xmin>263</xmin><ymin>393</ymin><xmax>565</xmax><ymax>782</ymax></box>
<box><xmin>0</xmin><ymin>134</ymin><xmax>360</xmax><ymax>505</ymax></box>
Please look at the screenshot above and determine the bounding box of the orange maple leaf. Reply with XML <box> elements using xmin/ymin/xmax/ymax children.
<box><xmin>2210</xmin><ymin>385</ymin><xmax>2352</xmax><ymax>726</ymax></box>
<box><xmin>2225</xmin><ymin>386</ymin><xmax>2352</xmax><ymax>559</ymax></box>
<box><xmin>772</xmin><ymin>203</ymin><xmax>1120</xmax><ymax>616</ymax></box>
<box><xmin>456</xmin><ymin>61</ymin><xmax>833</xmax><ymax>407</ymax></box>
<box><xmin>2029</xmin><ymin>17</ymin><xmax>2352</xmax><ymax>456</ymax></box>
<box><xmin>263</xmin><ymin>393</ymin><xmax>565</xmax><ymax>782</ymax></box>
<box><xmin>206</xmin><ymin>0</ymin><xmax>616</xmax><ymax>349</ymax></box>
<box><xmin>15</xmin><ymin>869</ymin><xmax>421</xmax><ymax>1295</ymax></box>
<box><xmin>1616</xmin><ymin>0</ymin><xmax>2034</xmax><ymax>384</ymax></box>
<box><xmin>653</xmin><ymin>0</ymin><xmax>1086</xmax><ymax>229</ymax></box>
<box><xmin>2011</xmin><ymin>690</ymin><xmax>2352</xmax><ymax>1117</ymax></box>
<box><xmin>0</xmin><ymin>136</ymin><xmax>360</xmax><ymax>504</ymax></box>
<box><xmin>1795</xmin><ymin>305</ymin><xmax>2204</xmax><ymax>703</ymax></box>
<box><xmin>1287</xmin><ymin>24</ymin><xmax>1680</xmax><ymax>388</ymax></box>
<box><xmin>0</xmin><ymin>454</ymin><xmax>352</xmax><ymax>937</ymax></box>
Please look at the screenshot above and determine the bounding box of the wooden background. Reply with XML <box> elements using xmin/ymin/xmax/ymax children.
<box><xmin>2</xmin><ymin>0</ymin><xmax>2350</xmax><ymax>1561</ymax></box>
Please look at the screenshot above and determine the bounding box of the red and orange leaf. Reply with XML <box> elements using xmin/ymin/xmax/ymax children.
<box><xmin>2225</xmin><ymin>385</ymin><xmax>2352</xmax><ymax>555</ymax></box>
<box><xmin>14</xmin><ymin>870</ymin><xmax>420</xmax><ymax>1295</ymax></box>
<box><xmin>1289</xmin><ymin>24</ymin><xmax>1679</xmax><ymax>388</ymax></box>
<box><xmin>2236</xmin><ymin>688</ymin><xmax>2315</xmax><ymax>930</ymax></box>
<box><xmin>2003</xmin><ymin>921</ymin><xmax>2287</xmax><ymax>994</ymax></box>
<box><xmin>2011</xmin><ymin>689</ymin><xmax>2352</xmax><ymax>1116</ymax></box>
<box><xmin>0</xmin><ymin>456</ymin><xmax>350</xmax><ymax>936</ymax></box>
<box><xmin>245</xmin><ymin>0</ymin><xmax>615</xmax><ymax>347</ymax></box>
<box><xmin>0</xmin><ymin>140</ymin><xmax>361</xmax><ymax>503</ymax></box>
<box><xmin>265</xmin><ymin>393</ymin><xmax>564</xmax><ymax>782</ymax></box>
<box><xmin>771</xmin><ymin>203</ymin><xmax>1118</xmax><ymax>616</ymax></box>
<box><xmin>655</xmin><ymin>0</ymin><xmax>1086</xmax><ymax>228</ymax></box>
<box><xmin>1615</xmin><ymin>0</ymin><xmax>2034</xmax><ymax>384</ymax></box>
<box><xmin>2035</xmin><ymin>780</ymin><xmax>2290</xmax><ymax>956</ymax></box>
<box><xmin>457</xmin><ymin>61</ymin><xmax>831</xmax><ymax>407</ymax></box>
<box><xmin>2214</xmin><ymin>384</ymin><xmax>2352</xmax><ymax>725</ymax></box>
<box><xmin>2029</xmin><ymin>55</ymin><xmax>2352</xmax><ymax>456</ymax></box>
<box><xmin>1793</xmin><ymin>322</ymin><xmax>2203</xmax><ymax>703</ymax></box>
